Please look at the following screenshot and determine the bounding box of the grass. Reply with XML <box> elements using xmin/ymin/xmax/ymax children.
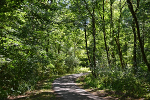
<box><xmin>73</xmin><ymin>66</ymin><xmax>90</xmax><ymax>73</ymax></box>
<box><xmin>7</xmin><ymin>66</ymin><xmax>90</xmax><ymax>100</ymax></box>
<box><xmin>7</xmin><ymin>75</ymin><xmax>62</xmax><ymax>100</ymax></box>
<box><xmin>76</xmin><ymin>71</ymin><xmax>150</xmax><ymax>99</ymax></box>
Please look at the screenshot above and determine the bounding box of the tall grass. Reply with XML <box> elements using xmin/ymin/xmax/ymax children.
<box><xmin>77</xmin><ymin>67</ymin><xmax>150</xmax><ymax>99</ymax></box>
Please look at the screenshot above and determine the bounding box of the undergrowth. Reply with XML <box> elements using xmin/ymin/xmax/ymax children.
<box><xmin>6</xmin><ymin>66</ymin><xmax>89</xmax><ymax>99</ymax></box>
<box><xmin>73</xmin><ymin>66</ymin><xmax>90</xmax><ymax>73</ymax></box>
<box><xmin>76</xmin><ymin>68</ymin><xmax>150</xmax><ymax>99</ymax></box>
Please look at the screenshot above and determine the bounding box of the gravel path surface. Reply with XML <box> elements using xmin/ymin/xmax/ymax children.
<box><xmin>52</xmin><ymin>73</ymin><xmax>105</xmax><ymax>100</ymax></box>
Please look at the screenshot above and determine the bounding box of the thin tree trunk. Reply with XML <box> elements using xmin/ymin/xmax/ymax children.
<box><xmin>115</xmin><ymin>37</ymin><xmax>124</xmax><ymax>69</ymax></box>
<box><xmin>83</xmin><ymin>0</ymin><xmax>97</xmax><ymax>77</ymax></box>
<box><xmin>132</xmin><ymin>21</ymin><xmax>137</xmax><ymax>73</ymax></box>
<box><xmin>103</xmin><ymin>0</ymin><xmax>110</xmax><ymax>66</ymax></box>
<box><xmin>110</xmin><ymin>0</ymin><xmax>116</xmax><ymax>66</ymax></box>
<box><xmin>92</xmin><ymin>9</ymin><xmax>97</xmax><ymax>78</ymax></box>
<box><xmin>84</xmin><ymin>21</ymin><xmax>92</xmax><ymax>68</ymax></box>
<box><xmin>127</xmin><ymin>0</ymin><xmax>150</xmax><ymax>71</ymax></box>
<box><xmin>142</xmin><ymin>18</ymin><xmax>145</xmax><ymax>50</ymax></box>
<box><xmin>46</xmin><ymin>8</ymin><xmax>49</xmax><ymax>53</ymax></box>
<box><xmin>46</xmin><ymin>34</ymin><xmax>49</xmax><ymax>52</ymax></box>
<box><xmin>110</xmin><ymin>0</ymin><xmax>113</xmax><ymax>37</ymax></box>
<box><xmin>115</xmin><ymin>0</ymin><xmax>125</xmax><ymax>69</ymax></box>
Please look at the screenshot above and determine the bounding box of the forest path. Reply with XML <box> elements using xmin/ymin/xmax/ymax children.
<box><xmin>52</xmin><ymin>73</ymin><xmax>106</xmax><ymax>100</ymax></box>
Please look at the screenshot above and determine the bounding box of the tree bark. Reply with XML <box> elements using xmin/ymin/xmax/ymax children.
<box><xmin>103</xmin><ymin>0</ymin><xmax>111</xmax><ymax>66</ymax></box>
<box><xmin>110</xmin><ymin>0</ymin><xmax>116</xmax><ymax>66</ymax></box>
<box><xmin>115</xmin><ymin>0</ymin><xmax>125</xmax><ymax>69</ymax></box>
<box><xmin>127</xmin><ymin>0</ymin><xmax>150</xmax><ymax>71</ymax></box>
<box><xmin>83</xmin><ymin>0</ymin><xmax>97</xmax><ymax>77</ymax></box>
<box><xmin>46</xmin><ymin>34</ymin><xmax>49</xmax><ymax>52</ymax></box>
<box><xmin>115</xmin><ymin>37</ymin><xmax>124</xmax><ymax>69</ymax></box>
<box><xmin>92</xmin><ymin>9</ymin><xmax>97</xmax><ymax>78</ymax></box>
<box><xmin>132</xmin><ymin>21</ymin><xmax>137</xmax><ymax>73</ymax></box>
<box><xmin>84</xmin><ymin>21</ymin><xmax>92</xmax><ymax>68</ymax></box>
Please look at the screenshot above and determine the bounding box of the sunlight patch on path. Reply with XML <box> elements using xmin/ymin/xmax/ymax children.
<box><xmin>52</xmin><ymin>73</ymin><xmax>105</xmax><ymax>100</ymax></box>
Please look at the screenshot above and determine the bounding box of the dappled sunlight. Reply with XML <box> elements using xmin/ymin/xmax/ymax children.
<box><xmin>1</xmin><ymin>0</ymin><xmax>150</xmax><ymax>99</ymax></box>
<box><xmin>53</xmin><ymin>73</ymin><xmax>106</xmax><ymax>100</ymax></box>
<box><xmin>7</xmin><ymin>89</ymin><xmax>56</xmax><ymax>100</ymax></box>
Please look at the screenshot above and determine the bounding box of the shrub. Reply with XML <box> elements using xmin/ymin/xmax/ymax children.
<box><xmin>81</xmin><ymin>67</ymin><xmax>150</xmax><ymax>98</ymax></box>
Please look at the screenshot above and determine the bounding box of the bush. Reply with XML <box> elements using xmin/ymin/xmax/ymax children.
<box><xmin>65</xmin><ymin>55</ymin><xmax>79</xmax><ymax>71</ymax></box>
<box><xmin>73</xmin><ymin>66</ymin><xmax>90</xmax><ymax>73</ymax></box>
<box><xmin>81</xmin><ymin>67</ymin><xmax>150</xmax><ymax>98</ymax></box>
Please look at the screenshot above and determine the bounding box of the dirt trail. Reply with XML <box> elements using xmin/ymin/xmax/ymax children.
<box><xmin>52</xmin><ymin>73</ymin><xmax>105</xmax><ymax>100</ymax></box>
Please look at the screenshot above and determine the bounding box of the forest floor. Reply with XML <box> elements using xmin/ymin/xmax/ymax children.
<box><xmin>7</xmin><ymin>73</ymin><xmax>116</xmax><ymax>100</ymax></box>
<box><xmin>76</xmin><ymin>74</ymin><xmax>145</xmax><ymax>100</ymax></box>
<box><xmin>7</xmin><ymin>72</ymin><xmax>144</xmax><ymax>100</ymax></box>
<box><xmin>52</xmin><ymin>72</ymin><xmax>119</xmax><ymax>100</ymax></box>
<box><xmin>7</xmin><ymin>75</ymin><xmax>62</xmax><ymax>100</ymax></box>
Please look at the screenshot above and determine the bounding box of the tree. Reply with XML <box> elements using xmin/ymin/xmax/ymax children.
<box><xmin>103</xmin><ymin>0</ymin><xmax>111</xmax><ymax>67</ymax></box>
<box><xmin>127</xmin><ymin>0</ymin><xmax>150</xmax><ymax>71</ymax></box>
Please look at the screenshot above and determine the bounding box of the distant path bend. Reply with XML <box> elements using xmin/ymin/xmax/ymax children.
<box><xmin>52</xmin><ymin>73</ymin><xmax>104</xmax><ymax>100</ymax></box>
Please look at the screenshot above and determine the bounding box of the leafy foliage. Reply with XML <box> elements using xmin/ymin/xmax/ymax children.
<box><xmin>77</xmin><ymin>68</ymin><xmax>150</xmax><ymax>98</ymax></box>
<box><xmin>1</xmin><ymin>0</ymin><xmax>150</xmax><ymax>99</ymax></box>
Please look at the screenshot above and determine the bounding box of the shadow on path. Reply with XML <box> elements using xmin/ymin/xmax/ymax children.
<box><xmin>7</xmin><ymin>76</ymin><xmax>62</xmax><ymax>100</ymax></box>
<box><xmin>8</xmin><ymin>92</ymin><xmax>58</xmax><ymax>100</ymax></box>
<box><xmin>52</xmin><ymin>73</ymin><xmax>105</xmax><ymax>100</ymax></box>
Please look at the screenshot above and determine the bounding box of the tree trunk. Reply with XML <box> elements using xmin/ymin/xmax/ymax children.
<box><xmin>83</xmin><ymin>0</ymin><xmax>97</xmax><ymax>77</ymax></box>
<box><xmin>115</xmin><ymin>0</ymin><xmax>125</xmax><ymax>69</ymax></box>
<box><xmin>46</xmin><ymin>33</ymin><xmax>49</xmax><ymax>52</ymax></box>
<box><xmin>103</xmin><ymin>0</ymin><xmax>110</xmax><ymax>66</ymax></box>
<box><xmin>84</xmin><ymin>21</ymin><xmax>92</xmax><ymax>69</ymax></box>
<box><xmin>115</xmin><ymin>37</ymin><xmax>124</xmax><ymax>69</ymax></box>
<box><xmin>127</xmin><ymin>0</ymin><xmax>150</xmax><ymax>71</ymax></box>
<box><xmin>110</xmin><ymin>0</ymin><xmax>116</xmax><ymax>66</ymax></box>
<box><xmin>132</xmin><ymin>21</ymin><xmax>137</xmax><ymax>73</ymax></box>
<box><xmin>92</xmin><ymin>9</ymin><xmax>97</xmax><ymax>78</ymax></box>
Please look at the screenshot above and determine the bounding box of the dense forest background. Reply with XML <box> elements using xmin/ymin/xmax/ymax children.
<box><xmin>0</xmin><ymin>0</ymin><xmax>150</xmax><ymax>99</ymax></box>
